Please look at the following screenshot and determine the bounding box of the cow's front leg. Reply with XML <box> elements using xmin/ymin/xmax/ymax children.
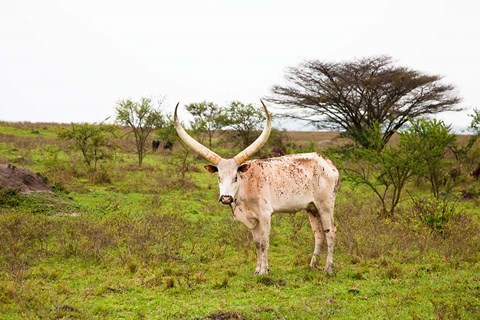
<box><xmin>250</xmin><ymin>217</ymin><xmax>271</xmax><ymax>275</ymax></box>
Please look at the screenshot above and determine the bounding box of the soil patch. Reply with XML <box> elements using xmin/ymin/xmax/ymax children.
<box><xmin>203</xmin><ymin>311</ymin><xmax>244</xmax><ymax>320</ymax></box>
<box><xmin>0</xmin><ymin>164</ymin><xmax>52</xmax><ymax>193</ymax></box>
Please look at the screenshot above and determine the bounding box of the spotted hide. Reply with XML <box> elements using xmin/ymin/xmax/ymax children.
<box><xmin>174</xmin><ymin>101</ymin><xmax>339</xmax><ymax>275</ymax></box>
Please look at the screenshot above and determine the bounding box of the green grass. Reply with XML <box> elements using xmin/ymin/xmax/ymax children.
<box><xmin>1</xmin><ymin>248</ymin><xmax>478</xmax><ymax>319</ymax></box>
<box><xmin>0</xmin><ymin>122</ymin><xmax>479</xmax><ymax>319</ymax></box>
<box><xmin>0</xmin><ymin>122</ymin><xmax>60</xmax><ymax>138</ymax></box>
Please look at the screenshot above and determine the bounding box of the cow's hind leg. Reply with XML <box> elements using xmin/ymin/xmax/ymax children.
<box><xmin>307</xmin><ymin>206</ymin><xmax>325</xmax><ymax>269</ymax></box>
<box><xmin>312</xmin><ymin>200</ymin><xmax>336</xmax><ymax>274</ymax></box>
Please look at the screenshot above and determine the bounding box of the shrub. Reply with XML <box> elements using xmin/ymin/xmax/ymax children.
<box><xmin>342</xmin><ymin>144</ymin><xmax>416</xmax><ymax>217</ymax></box>
<box><xmin>400</xmin><ymin>118</ymin><xmax>456</xmax><ymax>198</ymax></box>
<box><xmin>441</xmin><ymin>213</ymin><xmax>480</xmax><ymax>263</ymax></box>
<box><xmin>411</xmin><ymin>196</ymin><xmax>458</xmax><ymax>236</ymax></box>
<box><xmin>0</xmin><ymin>188</ymin><xmax>21</xmax><ymax>209</ymax></box>
<box><xmin>58</xmin><ymin>122</ymin><xmax>116</xmax><ymax>172</ymax></box>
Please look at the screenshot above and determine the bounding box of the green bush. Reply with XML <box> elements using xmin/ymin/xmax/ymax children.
<box><xmin>58</xmin><ymin>122</ymin><xmax>116</xmax><ymax>172</ymax></box>
<box><xmin>0</xmin><ymin>188</ymin><xmax>21</xmax><ymax>209</ymax></box>
<box><xmin>342</xmin><ymin>144</ymin><xmax>416</xmax><ymax>217</ymax></box>
<box><xmin>400</xmin><ymin>118</ymin><xmax>456</xmax><ymax>198</ymax></box>
<box><xmin>411</xmin><ymin>196</ymin><xmax>458</xmax><ymax>236</ymax></box>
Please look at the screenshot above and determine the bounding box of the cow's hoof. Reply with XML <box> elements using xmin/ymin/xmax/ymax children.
<box><xmin>324</xmin><ymin>264</ymin><xmax>334</xmax><ymax>275</ymax></box>
<box><xmin>310</xmin><ymin>255</ymin><xmax>318</xmax><ymax>269</ymax></box>
<box><xmin>254</xmin><ymin>269</ymin><xmax>269</xmax><ymax>276</ymax></box>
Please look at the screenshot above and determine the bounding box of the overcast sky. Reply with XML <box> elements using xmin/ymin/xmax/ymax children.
<box><xmin>1</xmin><ymin>0</ymin><xmax>479</xmax><ymax>131</ymax></box>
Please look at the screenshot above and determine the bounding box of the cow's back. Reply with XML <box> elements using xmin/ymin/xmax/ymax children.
<box><xmin>240</xmin><ymin>153</ymin><xmax>339</xmax><ymax>213</ymax></box>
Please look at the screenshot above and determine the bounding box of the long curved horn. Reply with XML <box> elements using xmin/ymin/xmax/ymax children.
<box><xmin>234</xmin><ymin>100</ymin><xmax>272</xmax><ymax>164</ymax></box>
<box><xmin>174</xmin><ymin>103</ymin><xmax>222</xmax><ymax>165</ymax></box>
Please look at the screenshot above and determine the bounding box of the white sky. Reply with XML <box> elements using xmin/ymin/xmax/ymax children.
<box><xmin>1</xmin><ymin>0</ymin><xmax>479</xmax><ymax>131</ymax></box>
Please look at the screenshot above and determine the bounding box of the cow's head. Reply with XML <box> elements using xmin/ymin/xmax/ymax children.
<box><xmin>174</xmin><ymin>101</ymin><xmax>271</xmax><ymax>205</ymax></box>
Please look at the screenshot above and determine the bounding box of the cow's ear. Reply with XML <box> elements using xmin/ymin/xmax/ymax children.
<box><xmin>204</xmin><ymin>164</ymin><xmax>218</xmax><ymax>173</ymax></box>
<box><xmin>238</xmin><ymin>163</ymin><xmax>250</xmax><ymax>173</ymax></box>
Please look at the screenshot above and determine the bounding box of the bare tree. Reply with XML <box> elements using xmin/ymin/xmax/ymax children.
<box><xmin>267</xmin><ymin>56</ymin><xmax>461</xmax><ymax>149</ymax></box>
<box><xmin>115</xmin><ymin>97</ymin><xmax>165</xmax><ymax>166</ymax></box>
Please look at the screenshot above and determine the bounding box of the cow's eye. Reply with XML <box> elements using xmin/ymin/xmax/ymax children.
<box><xmin>233</xmin><ymin>176</ymin><xmax>238</xmax><ymax>183</ymax></box>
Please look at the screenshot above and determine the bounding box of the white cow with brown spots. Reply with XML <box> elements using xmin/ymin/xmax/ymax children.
<box><xmin>174</xmin><ymin>101</ymin><xmax>339</xmax><ymax>275</ymax></box>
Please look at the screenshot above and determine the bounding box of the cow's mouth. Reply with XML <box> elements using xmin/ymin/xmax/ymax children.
<box><xmin>219</xmin><ymin>195</ymin><xmax>234</xmax><ymax>205</ymax></box>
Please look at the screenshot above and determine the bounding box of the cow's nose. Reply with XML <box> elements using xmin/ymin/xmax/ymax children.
<box><xmin>219</xmin><ymin>195</ymin><xmax>234</xmax><ymax>205</ymax></box>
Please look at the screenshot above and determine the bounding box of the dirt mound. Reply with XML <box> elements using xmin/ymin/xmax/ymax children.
<box><xmin>204</xmin><ymin>311</ymin><xmax>244</xmax><ymax>320</ymax></box>
<box><xmin>0</xmin><ymin>164</ymin><xmax>53</xmax><ymax>193</ymax></box>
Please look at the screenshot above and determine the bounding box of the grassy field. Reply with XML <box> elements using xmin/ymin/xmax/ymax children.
<box><xmin>0</xmin><ymin>122</ymin><xmax>479</xmax><ymax>319</ymax></box>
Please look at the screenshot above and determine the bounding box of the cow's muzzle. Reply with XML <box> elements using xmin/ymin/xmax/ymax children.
<box><xmin>219</xmin><ymin>195</ymin><xmax>234</xmax><ymax>205</ymax></box>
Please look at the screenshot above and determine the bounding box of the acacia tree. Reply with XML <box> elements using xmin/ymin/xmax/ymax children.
<box><xmin>116</xmin><ymin>97</ymin><xmax>165</xmax><ymax>166</ymax></box>
<box><xmin>158</xmin><ymin>115</ymin><xmax>202</xmax><ymax>185</ymax></box>
<box><xmin>268</xmin><ymin>56</ymin><xmax>461</xmax><ymax>150</ymax></box>
<box><xmin>224</xmin><ymin>101</ymin><xmax>266</xmax><ymax>149</ymax></box>
<box><xmin>185</xmin><ymin>101</ymin><xmax>227</xmax><ymax>149</ymax></box>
